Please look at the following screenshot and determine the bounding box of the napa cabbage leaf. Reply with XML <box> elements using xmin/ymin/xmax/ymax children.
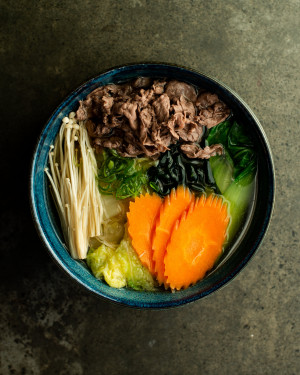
<box><xmin>86</xmin><ymin>238</ymin><xmax>157</xmax><ymax>291</ymax></box>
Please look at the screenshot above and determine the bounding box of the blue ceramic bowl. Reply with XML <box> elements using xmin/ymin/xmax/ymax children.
<box><xmin>30</xmin><ymin>63</ymin><xmax>275</xmax><ymax>308</ymax></box>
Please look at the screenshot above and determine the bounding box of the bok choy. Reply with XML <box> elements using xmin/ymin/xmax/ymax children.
<box><xmin>207</xmin><ymin>119</ymin><xmax>257</xmax><ymax>242</ymax></box>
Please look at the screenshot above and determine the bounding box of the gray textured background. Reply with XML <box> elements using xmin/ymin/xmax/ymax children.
<box><xmin>0</xmin><ymin>1</ymin><xmax>299</xmax><ymax>374</ymax></box>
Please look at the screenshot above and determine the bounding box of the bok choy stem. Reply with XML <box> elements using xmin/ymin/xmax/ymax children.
<box><xmin>223</xmin><ymin>172</ymin><xmax>255</xmax><ymax>242</ymax></box>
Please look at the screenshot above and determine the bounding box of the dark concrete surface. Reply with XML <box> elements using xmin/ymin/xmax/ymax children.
<box><xmin>0</xmin><ymin>1</ymin><xmax>299</xmax><ymax>374</ymax></box>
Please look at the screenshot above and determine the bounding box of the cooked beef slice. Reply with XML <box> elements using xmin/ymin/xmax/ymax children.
<box><xmin>196</xmin><ymin>92</ymin><xmax>230</xmax><ymax>128</ymax></box>
<box><xmin>153</xmin><ymin>94</ymin><xmax>170</xmax><ymax>122</ymax></box>
<box><xmin>165</xmin><ymin>80</ymin><xmax>197</xmax><ymax>102</ymax></box>
<box><xmin>180</xmin><ymin>144</ymin><xmax>223</xmax><ymax>159</ymax></box>
<box><xmin>76</xmin><ymin>78</ymin><xmax>229</xmax><ymax>159</ymax></box>
<box><xmin>132</xmin><ymin>77</ymin><xmax>152</xmax><ymax>88</ymax></box>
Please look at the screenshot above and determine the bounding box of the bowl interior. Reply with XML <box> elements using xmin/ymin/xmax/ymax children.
<box><xmin>30</xmin><ymin>64</ymin><xmax>275</xmax><ymax>308</ymax></box>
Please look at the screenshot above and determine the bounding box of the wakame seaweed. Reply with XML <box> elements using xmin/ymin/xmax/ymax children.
<box><xmin>147</xmin><ymin>144</ymin><xmax>218</xmax><ymax>197</ymax></box>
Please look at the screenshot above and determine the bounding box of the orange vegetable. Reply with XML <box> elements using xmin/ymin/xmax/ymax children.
<box><xmin>127</xmin><ymin>193</ymin><xmax>162</xmax><ymax>274</ymax></box>
<box><xmin>164</xmin><ymin>194</ymin><xmax>229</xmax><ymax>290</ymax></box>
<box><xmin>152</xmin><ymin>186</ymin><xmax>194</xmax><ymax>286</ymax></box>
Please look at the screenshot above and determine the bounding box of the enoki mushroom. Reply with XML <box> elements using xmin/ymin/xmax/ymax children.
<box><xmin>45</xmin><ymin>113</ymin><xmax>103</xmax><ymax>259</ymax></box>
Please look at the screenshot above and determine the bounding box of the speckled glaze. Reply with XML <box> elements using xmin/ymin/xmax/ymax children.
<box><xmin>30</xmin><ymin>63</ymin><xmax>275</xmax><ymax>309</ymax></box>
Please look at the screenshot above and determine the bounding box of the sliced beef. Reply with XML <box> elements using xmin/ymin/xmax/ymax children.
<box><xmin>180</xmin><ymin>144</ymin><xmax>223</xmax><ymax>159</ymax></box>
<box><xmin>153</xmin><ymin>94</ymin><xmax>170</xmax><ymax>122</ymax></box>
<box><xmin>101</xmin><ymin>95</ymin><xmax>114</xmax><ymax>114</ymax></box>
<box><xmin>119</xmin><ymin>143</ymin><xmax>144</xmax><ymax>158</ymax></box>
<box><xmin>173</xmin><ymin>112</ymin><xmax>185</xmax><ymax>129</ymax></box>
<box><xmin>165</xmin><ymin>116</ymin><xmax>180</xmax><ymax>139</ymax></box>
<box><xmin>165</xmin><ymin>80</ymin><xmax>197</xmax><ymax>102</ymax></box>
<box><xmin>135</xmin><ymin>88</ymin><xmax>155</xmax><ymax>108</ymax></box>
<box><xmin>76</xmin><ymin>78</ymin><xmax>229</xmax><ymax>160</ymax></box>
<box><xmin>152</xmin><ymin>80</ymin><xmax>167</xmax><ymax>95</ymax></box>
<box><xmin>139</xmin><ymin>106</ymin><xmax>153</xmax><ymax>142</ymax></box>
<box><xmin>196</xmin><ymin>92</ymin><xmax>230</xmax><ymax>129</ymax></box>
<box><xmin>177</xmin><ymin>121</ymin><xmax>204</xmax><ymax>143</ymax></box>
<box><xmin>94</xmin><ymin>136</ymin><xmax>123</xmax><ymax>150</ymax></box>
<box><xmin>172</xmin><ymin>96</ymin><xmax>195</xmax><ymax>117</ymax></box>
<box><xmin>85</xmin><ymin>119</ymin><xmax>98</xmax><ymax>137</ymax></box>
<box><xmin>197</xmin><ymin>104</ymin><xmax>230</xmax><ymax>128</ymax></box>
<box><xmin>117</xmin><ymin>101</ymin><xmax>138</xmax><ymax>130</ymax></box>
<box><xmin>76</xmin><ymin>100</ymin><xmax>88</xmax><ymax>121</ymax></box>
<box><xmin>196</xmin><ymin>92</ymin><xmax>219</xmax><ymax>108</ymax></box>
<box><xmin>86</xmin><ymin>85</ymin><xmax>116</xmax><ymax>100</ymax></box>
<box><xmin>132</xmin><ymin>77</ymin><xmax>152</xmax><ymax>88</ymax></box>
<box><xmin>85</xmin><ymin>119</ymin><xmax>112</xmax><ymax>138</ymax></box>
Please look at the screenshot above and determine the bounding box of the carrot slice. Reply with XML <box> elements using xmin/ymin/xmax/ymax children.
<box><xmin>152</xmin><ymin>186</ymin><xmax>194</xmax><ymax>286</ymax></box>
<box><xmin>127</xmin><ymin>193</ymin><xmax>162</xmax><ymax>274</ymax></box>
<box><xmin>164</xmin><ymin>194</ymin><xmax>229</xmax><ymax>290</ymax></box>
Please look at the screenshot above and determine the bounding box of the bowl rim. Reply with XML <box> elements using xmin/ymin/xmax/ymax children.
<box><xmin>30</xmin><ymin>62</ymin><xmax>275</xmax><ymax>309</ymax></box>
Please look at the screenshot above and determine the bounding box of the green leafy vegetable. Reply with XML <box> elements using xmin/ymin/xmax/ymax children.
<box><xmin>207</xmin><ymin>119</ymin><xmax>257</xmax><ymax>242</ymax></box>
<box><xmin>147</xmin><ymin>144</ymin><xmax>217</xmax><ymax>196</ymax></box>
<box><xmin>209</xmin><ymin>152</ymin><xmax>234</xmax><ymax>195</ymax></box>
<box><xmin>206</xmin><ymin>119</ymin><xmax>232</xmax><ymax>146</ymax></box>
<box><xmin>113</xmin><ymin>238</ymin><xmax>157</xmax><ymax>291</ymax></box>
<box><xmin>86</xmin><ymin>238</ymin><xmax>157</xmax><ymax>291</ymax></box>
<box><xmin>97</xmin><ymin>149</ymin><xmax>155</xmax><ymax>199</ymax></box>
<box><xmin>223</xmin><ymin>171</ymin><xmax>255</xmax><ymax>241</ymax></box>
<box><xmin>207</xmin><ymin>119</ymin><xmax>256</xmax><ymax>180</ymax></box>
<box><xmin>86</xmin><ymin>244</ymin><xmax>115</xmax><ymax>280</ymax></box>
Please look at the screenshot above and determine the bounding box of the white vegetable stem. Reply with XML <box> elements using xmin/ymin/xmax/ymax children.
<box><xmin>45</xmin><ymin>115</ymin><xmax>103</xmax><ymax>259</ymax></box>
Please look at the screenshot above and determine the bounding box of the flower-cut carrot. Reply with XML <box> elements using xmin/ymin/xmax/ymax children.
<box><xmin>127</xmin><ymin>193</ymin><xmax>162</xmax><ymax>274</ymax></box>
<box><xmin>152</xmin><ymin>186</ymin><xmax>194</xmax><ymax>286</ymax></box>
<box><xmin>164</xmin><ymin>194</ymin><xmax>229</xmax><ymax>290</ymax></box>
